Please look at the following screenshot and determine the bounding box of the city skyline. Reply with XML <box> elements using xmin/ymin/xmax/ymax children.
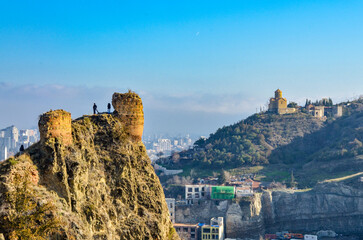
<box><xmin>0</xmin><ymin>83</ymin><xmax>360</xmax><ymax>136</ymax></box>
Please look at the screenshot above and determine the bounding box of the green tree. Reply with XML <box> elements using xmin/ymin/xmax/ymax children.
<box><xmin>290</xmin><ymin>170</ymin><xmax>297</xmax><ymax>189</ymax></box>
<box><xmin>156</xmin><ymin>152</ymin><xmax>164</xmax><ymax>158</ymax></box>
<box><xmin>218</xmin><ymin>170</ymin><xmax>230</xmax><ymax>185</ymax></box>
<box><xmin>287</xmin><ymin>102</ymin><xmax>298</xmax><ymax>108</ymax></box>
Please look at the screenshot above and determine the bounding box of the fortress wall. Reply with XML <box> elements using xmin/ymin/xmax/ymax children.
<box><xmin>38</xmin><ymin>110</ymin><xmax>72</xmax><ymax>146</ymax></box>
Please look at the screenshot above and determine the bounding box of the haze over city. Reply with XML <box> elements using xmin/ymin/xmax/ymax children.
<box><xmin>1</xmin><ymin>1</ymin><xmax>363</xmax><ymax>135</ymax></box>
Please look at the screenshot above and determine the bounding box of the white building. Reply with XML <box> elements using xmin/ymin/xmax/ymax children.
<box><xmin>185</xmin><ymin>184</ymin><xmax>210</xmax><ymax>204</ymax></box>
<box><xmin>0</xmin><ymin>125</ymin><xmax>39</xmax><ymax>161</ymax></box>
<box><xmin>310</xmin><ymin>106</ymin><xmax>325</xmax><ymax>118</ymax></box>
<box><xmin>304</xmin><ymin>235</ymin><xmax>317</xmax><ymax>240</ymax></box>
<box><xmin>235</xmin><ymin>186</ymin><xmax>253</xmax><ymax>197</ymax></box>
<box><xmin>0</xmin><ymin>146</ymin><xmax>7</xmax><ymax>161</ymax></box>
<box><xmin>165</xmin><ymin>198</ymin><xmax>175</xmax><ymax>223</ymax></box>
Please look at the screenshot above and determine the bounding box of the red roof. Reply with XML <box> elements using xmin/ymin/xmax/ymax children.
<box><xmin>252</xmin><ymin>181</ymin><xmax>260</xmax><ymax>189</ymax></box>
<box><xmin>244</xmin><ymin>179</ymin><xmax>260</xmax><ymax>189</ymax></box>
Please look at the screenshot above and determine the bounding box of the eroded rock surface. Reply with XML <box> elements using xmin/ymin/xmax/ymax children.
<box><xmin>262</xmin><ymin>182</ymin><xmax>363</xmax><ymax>235</ymax></box>
<box><xmin>0</xmin><ymin>93</ymin><xmax>178</xmax><ymax>240</ymax></box>
<box><xmin>175</xmin><ymin>182</ymin><xmax>363</xmax><ymax>239</ymax></box>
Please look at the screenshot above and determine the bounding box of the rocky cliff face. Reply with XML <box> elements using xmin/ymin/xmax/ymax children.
<box><xmin>0</xmin><ymin>93</ymin><xmax>178</xmax><ymax>240</ymax></box>
<box><xmin>175</xmin><ymin>196</ymin><xmax>265</xmax><ymax>239</ymax></box>
<box><xmin>175</xmin><ymin>181</ymin><xmax>363</xmax><ymax>239</ymax></box>
<box><xmin>225</xmin><ymin>195</ymin><xmax>264</xmax><ymax>239</ymax></box>
<box><xmin>262</xmin><ymin>182</ymin><xmax>363</xmax><ymax>236</ymax></box>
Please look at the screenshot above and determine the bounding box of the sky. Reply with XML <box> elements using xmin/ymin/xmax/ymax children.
<box><xmin>0</xmin><ymin>0</ymin><xmax>362</xmax><ymax>136</ymax></box>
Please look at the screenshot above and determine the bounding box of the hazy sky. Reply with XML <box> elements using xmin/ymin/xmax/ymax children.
<box><xmin>0</xmin><ymin>1</ymin><xmax>362</xmax><ymax>135</ymax></box>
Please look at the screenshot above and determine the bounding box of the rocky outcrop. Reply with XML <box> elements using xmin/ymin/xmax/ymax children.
<box><xmin>0</xmin><ymin>92</ymin><xmax>178</xmax><ymax>240</ymax></box>
<box><xmin>175</xmin><ymin>197</ymin><xmax>265</xmax><ymax>239</ymax></box>
<box><xmin>262</xmin><ymin>182</ymin><xmax>363</xmax><ymax>236</ymax></box>
<box><xmin>175</xmin><ymin>182</ymin><xmax>363</xmax><ymax>239</ymax></box>
<box><xmin>175</xmin><ymin>200</ymin><xmax>229</xmax><ymax>224</ymax></box>
<box><xmin>225</xmin><ymin>195</ymin><xmax>264</xmax><ymax>239</ymax></box>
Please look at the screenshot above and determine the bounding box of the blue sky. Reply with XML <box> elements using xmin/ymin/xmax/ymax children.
<box><xmin>0</xmin><ymin>1</ymin><xmax>362</xmax><ymax>135</ymax></box>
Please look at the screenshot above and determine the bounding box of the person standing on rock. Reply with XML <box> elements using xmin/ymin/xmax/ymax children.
<box><xmin>107</xmin><ymin>103</ymin><xmax>111</xmax><ymax>114</ymax></box>
<box><xmin>93</xmin><ymin>103</ymin><xmax>98</xmax><ymax>114</ymax></box>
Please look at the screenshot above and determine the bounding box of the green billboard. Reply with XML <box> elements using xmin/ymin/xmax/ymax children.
<box><xmin>211</xmin><ymin>186</ymin><xmax>235</xmax><ymax>199</ymax></box>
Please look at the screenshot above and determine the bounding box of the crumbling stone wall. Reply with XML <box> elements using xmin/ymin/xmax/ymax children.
<box><xmin>38</xmin><ymin>110</ymin><xmax>72</xmax><ymax>146</ymax></box>
<box><xmin>112</xmin><ymin>91</ymin><xmax>144</xmax><ymax>141</ymax></box>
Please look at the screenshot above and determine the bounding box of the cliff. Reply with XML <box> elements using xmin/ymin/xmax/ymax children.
<box><xmin>0</xmin><ymin>92</ymin><xmax>179</xmax><ymax>240</ymax></box>
<box><xmin>262</xmin><ymin>181</ymin><xmax>363</xmax><ymax>236</ymax></box>
<box><xmin>175</xmin><ymin>180</ymin><xmax>363</xmax><ymax>239</ymax></box>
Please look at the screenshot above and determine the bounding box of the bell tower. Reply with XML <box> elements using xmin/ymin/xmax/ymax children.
<box><xmin>275</xmin><ymin>89</ymin><xmax>282</xmax><ymax>98</ymax></box>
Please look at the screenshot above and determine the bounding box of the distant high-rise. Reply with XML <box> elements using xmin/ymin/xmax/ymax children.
<box><xmin>0</xmin><ymin>125</ymin><xmax>39</xmax><ymax>161</ymax></box>
<box><xmin>158</xmin><ymin>139</ymin><xmax>172</xmax><ymax>152</ymax></box>
<box><xmin>0</xmin><ymin>146</ymin><xmax>7</xmax><ymax>161</ymax></box>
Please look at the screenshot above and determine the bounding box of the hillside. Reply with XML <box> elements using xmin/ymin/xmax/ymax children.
<box><xmin>159</xmin><ymin>98</ymin><xmax>363</xmax><ymax>187</ymax></box>
<box><xmin>160</xmin><ymin>112</ymin><xmax>324</xmax><ymax>169</ymax></box>
<box><xmin>270</xmin><ymin>104</ymin><xmax>363</xmax><ymax>186</ymax></box>
<box><xmin>192</xmin><ymin>112</ymin><xmax>324</xmax><ymax>167</ymax></box>
<box><xmin>0</xmin><ymin>93</ymin><xmax>179</xmax><ymax>240</ymax></box>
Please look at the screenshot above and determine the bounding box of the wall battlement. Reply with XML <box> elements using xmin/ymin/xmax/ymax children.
<box><xmin>112</xmin><ymin>91</ymin><xmax>144</xmax><ymax>141</ymax></box>
<box><xmin>38</xmin><ymin>110</ymin><xmax>72</xmax><ymax>146</ymax></box>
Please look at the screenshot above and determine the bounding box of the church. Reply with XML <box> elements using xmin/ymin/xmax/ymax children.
<box><xmin>268</xmin><ymin>89</ymin><xmax>296</xmax><ymax>114</ymax></box>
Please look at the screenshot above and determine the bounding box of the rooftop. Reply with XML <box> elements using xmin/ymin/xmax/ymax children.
<box><xmin>173</xmin><ymin>223</ymin><xmax>198</xmax><ymax>228</ymax></box>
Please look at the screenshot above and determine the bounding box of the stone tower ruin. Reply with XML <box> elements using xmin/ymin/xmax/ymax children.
<box><xmin>38</xmin><ymin>110</ymin><xmax>72</xmax><ymax>146</ymax></box>
<box><xmin>112</xmin><ymin>91</ymin><xmax>144</xmax><ymax>141</ymax></box>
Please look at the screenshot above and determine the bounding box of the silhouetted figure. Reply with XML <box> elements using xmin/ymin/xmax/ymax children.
<box><xmin>107</xmin><ymin>103</ymin><xmax>111</xmax><ymax>114</ymax></box>
<box><xmin>19</xmin><ymin>145</ymin><xmax>24</xmax><ymax>152</ymax></box>
<box><xmin>93</xmin><ymin>103</ymin><xmax>98</xmax><ymax>114</ymax></box>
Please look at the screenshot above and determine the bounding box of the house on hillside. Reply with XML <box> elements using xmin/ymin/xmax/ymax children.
<box><xmin>201</xmin><ymin>217</ymin><xmax>225</xmax><ymax>240</ymax></box>
<box><xmin>306</xmin><ymin>103</ymin><xmax>343</xmax><ymax>118</ymax></box>
<box><xmin>324</xmin><ymin>105</ymin><xmax>343</xmax><ymax>117</ymax></box>
<box><xmin>236</xmin><ymin>186</ymin><xmax>253</xmax><ymax>197</ymax></box>
<box><xmin>244</xmin><ymin>178</ymin><xmax>261</xmax><ymax>190</ymax></box>
<box><xmin>174</xmin><ymin>223</ymin><xmax>199</xmax><ymax>240</ymax></box>
<box><xmin>165</xmin><ymin>198</ymin><xmax>175</xmax><ymax>223</ymax></box>
<box><xmin>185</xmin><ymin>184</ymin><xmax>211</xmax><ymax>204</ymax></box>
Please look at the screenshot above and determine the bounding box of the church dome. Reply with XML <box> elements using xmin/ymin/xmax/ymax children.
<box><xmin>275</xmin><ymin>89</ymin><xmax>282</xmax><ymax>98</ymax></box>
